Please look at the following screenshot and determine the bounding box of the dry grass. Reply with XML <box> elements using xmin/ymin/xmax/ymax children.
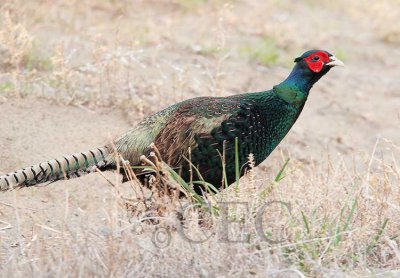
<box><xmin>1</xmin><ymin>0</ymin><xmax>400</xmax><ymax>277</ymax></box>
<box><xmin>1</xmin><ymin>142</ymin><xmax>400</xmax><ymax>277</ymax></box>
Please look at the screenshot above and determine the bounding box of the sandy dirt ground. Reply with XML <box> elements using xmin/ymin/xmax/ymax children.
<box><xmin>0</xmin><ymin>0</ymin><xmax>399</xmax><ymax>276</ymax></box>
<box><xmin>0</xmin><ymin>99</ymin><xmax>129</xmax><ymax>243</ymax></box>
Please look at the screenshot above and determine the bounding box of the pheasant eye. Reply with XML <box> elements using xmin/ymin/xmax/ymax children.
<box><xmin>312</xmin><ymin>56</ymin><xmax>320</xmax><ymax>61</ymax></box>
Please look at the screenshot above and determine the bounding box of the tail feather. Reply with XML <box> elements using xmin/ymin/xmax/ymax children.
<box><xmin>0</xmin><ymin>147</ymin><xmax>110</xmax><ymax>191</ymax></box>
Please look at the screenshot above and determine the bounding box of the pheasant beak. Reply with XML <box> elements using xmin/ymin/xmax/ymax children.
<box><xmin>326</xmin><ymin>56</ymin><xmax>345</xmax><ymax>67</ymax></box>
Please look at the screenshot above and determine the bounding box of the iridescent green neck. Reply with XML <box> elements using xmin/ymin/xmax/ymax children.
<box><xmin>273</xmin><ymin>83</ymin><xmax>307</xmax><ymax>108</ymax></box>
<box><xmin>273</xmin><ymin>63</ymin><xmax>329</xmax><ymax>107</ymax></box>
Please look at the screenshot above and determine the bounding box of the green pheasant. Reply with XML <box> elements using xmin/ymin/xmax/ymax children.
<box><xmin>0</xmin><ymin>50</ymin><xmax>343</xmax><ymax>192</ymax></box>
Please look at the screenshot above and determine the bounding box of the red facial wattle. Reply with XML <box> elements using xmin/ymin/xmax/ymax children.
<box><xmin>304</xmin><ymin>51</ymin><xmax>330</xmax><ymax>73</ymax></box>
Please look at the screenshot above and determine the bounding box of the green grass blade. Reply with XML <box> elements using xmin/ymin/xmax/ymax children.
<box><xmin>343</xmin><ymin>197</ymin><xmax>358</xmax><ymax>232</ymax></box>
<box><xmin>301</xmin><ymin>210</ymin><xmax>311</xmax><ymax>235</ymax></box>
<box><xmin>366</xmin><ymin>218</ymin><xmax>389</xmax><ymax>253</ymax></box>
<box><xmin>275</xmin><ymin>158</ymin><xmax>290</xmax><ymax>182</ymax></box>
<box><xmin>235</xmin><ymin>137</ymin><xmax>240</xmax><ymax>191</ymax></box>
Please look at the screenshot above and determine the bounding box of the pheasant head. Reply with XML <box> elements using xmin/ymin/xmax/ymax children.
<box><xmin>289</xmin><ymin>50</ymin><xmax>344</xmax><ymax>90</ymax></box>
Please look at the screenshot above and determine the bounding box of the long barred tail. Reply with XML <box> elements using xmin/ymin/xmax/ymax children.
<box><xmin>0</xmin><ymin>147</ymin><xmax>110</xmax><ymax>191</ymax></box>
